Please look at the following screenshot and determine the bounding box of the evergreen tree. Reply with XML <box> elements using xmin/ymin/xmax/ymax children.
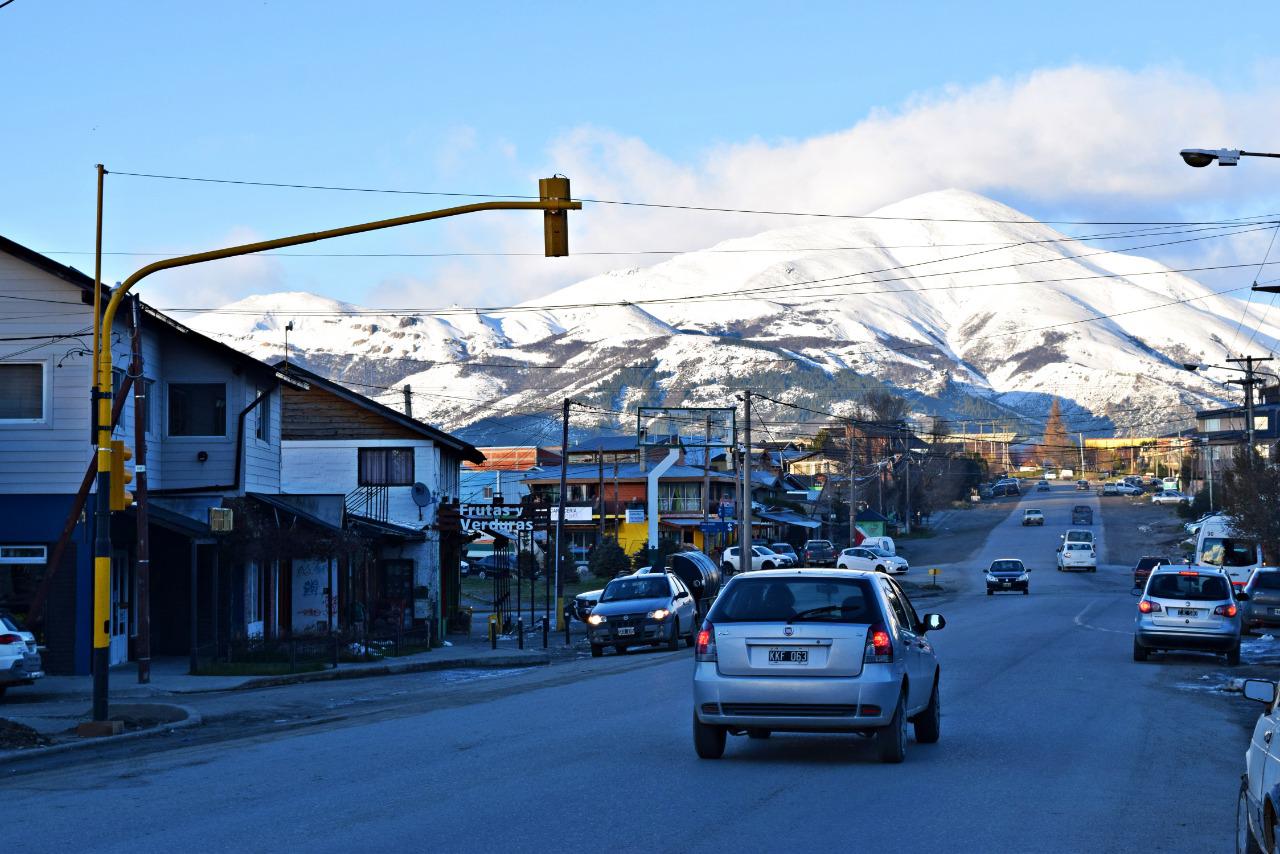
<box><xmin>1042</xmin><ymin>398</ymin><xmax>1069</xmax><ymax>462</ymax></box>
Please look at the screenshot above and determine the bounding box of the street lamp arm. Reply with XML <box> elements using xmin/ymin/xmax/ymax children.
<box><xmin>1242</xmin><ymin>151</ymin><xmax>1280</xmax><ymax>159</ymax></box>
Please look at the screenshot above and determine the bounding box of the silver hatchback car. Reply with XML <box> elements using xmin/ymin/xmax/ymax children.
<box><xmin>1132</xmin><ymin>566</ymin><xmax>1244</xmax><ymax>665</ymax></box>
<box><xmin>692</xmin><ymin>569</ymin><xmax>945</xmax><ymax>763</ymax></box>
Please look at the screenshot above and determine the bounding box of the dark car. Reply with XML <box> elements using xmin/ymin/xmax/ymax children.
<box><xmin>1071</xmin><ymin>505</ymin><xmax>1093</xmax><ymax>525</ymax></box>
<box><xmin>1036</xmin><ymin>480</ymin><xmax>1051</xmax><ymax>492</ymax></box>
<box><xmin>464</xmin><ymin>554</ymin><xmax>538</xmax><ymax>580</ymax></box>
<box><xmin>802</xmin><ymin>539</ymin><xmax>837</xmax><ymax>567</ymax></box>
<box><xmin>986</xmin><ymin>558</ymin><xmax>1030</xmax><ymax>595</ymax></box>
<box><xmin>586</xmin><ymin>572</ymin><xmax>697</xmax><ymax>656</ymax></box>
<box><xmin>1242</xmin><ymin>569</ymin><xmax>1280</xmax><ymax>632</ymax></box>
<box><xmin>1076</xmin><ymin>479</ymin><xmax>1089</xmax><ymax>491</ymax></box>
<box><xmin>1131</xmin><ymin>555</ymin><xmax>1169</xmax><ymax>589</ymax></box>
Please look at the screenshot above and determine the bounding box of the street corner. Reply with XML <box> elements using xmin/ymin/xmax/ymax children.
<box><xmin>0</xmin><ymin>702</ymin><xmax>202</xmax><ymax>769</ymax></box>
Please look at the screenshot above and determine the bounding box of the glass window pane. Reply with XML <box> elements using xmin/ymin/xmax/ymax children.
<box><xmin>0</xmin><ymin>364</ymin><xmax>43</xmax><ymax>420</ymax></box>
<box><xmin>168</xmin><ymin>383</ymin><xmax>226</xmax><ymax>436</ymax></box>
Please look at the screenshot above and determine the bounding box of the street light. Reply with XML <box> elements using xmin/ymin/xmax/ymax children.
<box><xmin>1178</xmin><ymin>148</ymin><xmax>1280</xmax><ymax>167</ymax></box>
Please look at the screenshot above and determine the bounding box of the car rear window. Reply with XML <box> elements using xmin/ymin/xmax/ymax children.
<box><xmin>708</xmin><ymin>577</ymin><xmax>881</xmax><ymax>624</ymax></box>
<box><xmin>1135</xmin><ymin>557</ymin><xmax>1166</xmax><ymax>570</ymax></box>
<box><xmin>1066</xmin><ymin>543</ymin><xmax>1092</xmax><ymax>551</ymax></box>
<box><xmin>1148</xmin><ymin>573</ymin><xmax>1230</xmax><ymax>601</ymax></box>
<box><xmin>1253</xmin><ymin>572</ymin><xmax>1280</xmax><ymax>591</ymax></box>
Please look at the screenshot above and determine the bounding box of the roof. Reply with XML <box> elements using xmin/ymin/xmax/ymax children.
<box><xmin>523</xmin><ymin>463</ymin><xmax>738</xmax><ymax>483</ymax></box>
<box><xmin>275</xmin><ymin>361</ymin><xmax>484</xmax><ymax>464</ymax></box>
<box><xmin>0</xmin><ymin>234</ymin><xmax>282</xmax><ymax>383</ymax></box>
<box><xmin>248</xmin><ymin>492</ymin><xmax>344</xmax><ymax>532</ymax></box>
<box><xmin>570</xmin><ymin>435</ymin><xmax>639</xmax><ymax>453</ymax></box>
<box><xmin>756</xmin><ymin>509</ymin><xmax>821</xmax><ymax>529</ymax></box>
<box><xmin>347</xmin><ymin>515</ymin><xmax>427</xmax><ymax>541</ymax></box>
<box><xmin>856</xmin><ymin>508</ymin><xmax>890</xmax><ymax>523</ymax></box>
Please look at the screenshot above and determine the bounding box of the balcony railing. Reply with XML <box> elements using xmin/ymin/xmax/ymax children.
<box><xmin>346</xmin><ymin>485</ymin><xmax>389</xmax><ymax>522</ymax></box>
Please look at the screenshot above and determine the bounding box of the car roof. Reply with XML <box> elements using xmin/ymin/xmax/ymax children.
<box><xmin>1151</xmin><ymin>566</ymin><xmax>1227</xmax><ymax>577</ymax></box>
<box><xmin>732</xmin><ymin>568</ymin><xmax>880</xmax><ymax>581</ymax></box>
<box><xmin>991</xmin><ymin>557</ymin><xmax>1024</xmax><ymax>563</ymax></box>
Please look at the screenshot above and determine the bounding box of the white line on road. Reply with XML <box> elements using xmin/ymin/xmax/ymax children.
<box><xmin>1073</xmin><ymin>600</ymin><xmax>1129</xmax><ymax>634</ymax></box>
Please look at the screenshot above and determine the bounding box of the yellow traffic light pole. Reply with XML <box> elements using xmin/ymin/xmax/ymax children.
<box><xmin>90</xmin><ymin>178</ymin><xmax>579</xmax><ymax>720</ymax></box>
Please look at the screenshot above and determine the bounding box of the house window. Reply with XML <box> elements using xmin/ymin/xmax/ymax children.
<box><xmin>0</xmin><ymin>363</ymin><xmax>45</xmax><ymax>421</ymax></box>
<box><xmin>142</xmin><ymin>379</ymin><xmax>156</xmax><ymax>435</ymax></box>
<box><xmin>244</xmin><ymin>561</ymin><xmax>262</xmax><ymax>626</ymax></box>
<box><xmin>483</xmin><ymin>486</ymin><xmax>493</xmax><ymax>499</ymax></box>
<box><xmin>0</xmin><ymin>544</ymin><xmax>48</xmax><ymax>622</ymax></box>
<box><xmin>169</xmin><ymin>382</ymin><xmax>227</xmax><ymax>437</ymax></box>
<box><xmin>254</xmin><ymin>388</ymin><xmax>270</xmax><ymax>441</ymax></box>
<box><xmin>358</xmin><ymin>447</ymin><xmax>415</xmax><ymax>486</ymax></box>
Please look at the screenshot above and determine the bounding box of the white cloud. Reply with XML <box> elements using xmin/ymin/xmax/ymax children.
<box><xmin>140</xmin><ymin>226</ymin><xmax>286</xmax><ymax>310</ymax></box>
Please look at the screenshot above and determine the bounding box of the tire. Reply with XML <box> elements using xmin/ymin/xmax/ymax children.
<box><xmin>1133</xmin><ymin>638</ymin><xmax>1149</xmax><ymax>662</ymax></box>
<box><xmin>912</xmin><ymin>676</ymin><xmax>941</xmax><ymax>744</ymax></box>
<box><xmin>590</xmin><ymin>644</ymin><xmax>603</xmax><ymax>658</ymax></box>
<box><xmin>747</xmin><ymin>729</ymin><xmax>771</xmax><ymax>739</ymax></box>
<box><xmin>1023</xmin><ymin>588</ymin><xmax>1029</xmax><ymax>595</ymax></box>
<box><xmin>614</xmin><ymin>644</ymin><xmax>628</xmax><ymax>656</ymax></box>
<box><xmin>877</xmin><ymin>692</ymin><xmax>908</xmax><ymax>764</ymax></box>
<box><xmin>1238</xmin><ymin>776</ymin><xmax>1264</xmax><ymax>854</ymax></box>
<box><xmin>667</xmin><ymin>618</ymin><xmax>680</xmax><ymax>651</ymax></box>
<box><xmin>1090</xmin><ymin>567</ymin><xmax>1097</xmax><ymax>573</ymax></box>
<box><xmin>987</xmin><ymin>588</ymin><xmax>993</xmax><ymax>596</ymax></box>
<box><xmin>875</xmin><ymin>565</ymin><xmax>886</xmax><ymax>574</ymax></box>
<box><xmin>722</xmin><ymin>563</ymin><xmax>734</xmax><ymax>574</ymax></box>
<box><xmin>693</xmin><ymin>711</ymin><xmax>727</xmax><ymax>759</ymax></box>
<box><xmin>1228</xmin><ymin>644</ymin><xmax>1242</xmax><ymax>667</ymax></box>
<box><xmin>686</xmin><ymin>624</ymin><xmax>696</xmax><ymax>648</ymax></box>
<box><xmin>762</xmin><ymin>562</ymin><xmax>775</xmax><ymax>570</ymax></box>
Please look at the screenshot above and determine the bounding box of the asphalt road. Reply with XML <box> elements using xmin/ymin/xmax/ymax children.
<box><xmin>4</xmin><ymin>484</ymin><xmax>1260</xmax><ymax>853</ymax></box>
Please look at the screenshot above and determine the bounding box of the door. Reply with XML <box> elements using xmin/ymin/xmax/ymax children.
<box><xmin>881</xmin><ymin>580</ymin><xmax>927</xmax><ymax>711</ymax></box>
<box><xmin>109</xmin><ymin>550</ymin><xmax>130</xmax><ymax>665</ymax></box>
<box><xmin>1247</xmin><ymin>698</ymin><xmax>1280</xmax><ymax>842</ymax></box>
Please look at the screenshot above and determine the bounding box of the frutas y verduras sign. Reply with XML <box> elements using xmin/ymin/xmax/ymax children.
<box><xmin>460</xmin><ymin>503</ymin><xmax>534</xmax><ymax>536</ymax></box>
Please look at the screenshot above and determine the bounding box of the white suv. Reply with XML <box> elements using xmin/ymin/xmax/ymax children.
<box><xmin>721</xmin><ymin>546</ymin><xmax>783</xmax><ymax>573</ymax></box>
<box><xmin>0</xmin><ymin>613</ymin><xmax>43</xmax><ymax>698</ymax></box>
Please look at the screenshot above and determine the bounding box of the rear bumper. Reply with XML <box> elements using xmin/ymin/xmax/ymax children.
<box><xmin>693</xmin><ymin>662</ymin><xmax>902</xmax><ymax>730</ymax></box>
<box><xmin>1135</xmin><ymin>629</ymin><xmax>1239</xmax><ymax>652</ymax></box>
<box><xmin>1</xmin><ymin>655</ymin><xmax>43</xmax><ymax>686</ymax></box>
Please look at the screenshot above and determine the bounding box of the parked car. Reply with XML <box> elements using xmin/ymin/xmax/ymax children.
<box><xmin>1101</xmin><ymin>483</ymin><xmax>1119</xmax><ymax>496</ymax></box>
<box><xmin>1241</xmin><ymin>568</ymin><xmax>1280</xmax><ymax>633</ymax></box>
<box><xmin>755</xmin><ymin>545</ymin><xmax>795</xmax><ymax>568</ymax></box>
<box><xmin>1239</xmin><ymin>678</ymin><xmax>1280</xmax><ymax>852</ymax></box>
<box><xmin>722</xmin><ymin>545</ymin><xmax>785</xmax><ymax>573</ymax></box>
<box><xmin>1071</xmin><ymin>505</ymin><xmax>1093</xmax><ymax>525</ymax></box>
<box><xmin>566</xmin><ymin>588</ymin><xmax>603</xmax><ymax>623</ymax></box>
<box><xmin>1131</xmin><ymin>556</ymin><xmax>1169</xmax><ymax>590</ymax></box>
<box><xmin>1151</xmin><ymin>489</ymin><xmax>1189</xmax><ymax>506</ymax></box>
<box><xmin>1132</xmin><ymin>566</ymin><xmax>1243</xmax><ymax>664</ymax></box>
<box><xmin>1076</xmin><ymin>479</ymin><xmax>1090</xmax><ymax>491</ymax></box>
<box><xmin>691</xmin><ymin>569</ymin><xmax>945</xmax><ymax>762</ymax></box>
<box><xmin>586</xmin><ymin>572</ymin><xmax>698</xmax><ymax>656</ymax></box>
<box><xmin>837</xmin><ymin>545</ymin><xmax>909</xmax><ymax>574</ymax></box>
<box><xmin>0</xmin><ymin>612</ymin><xmax>42</xmax><ymax>698</ymax></box>
<box><xmin>1036</xmin><ymin>480</ymin><xmax>1051</xmax><ymax>492</ymax></box>
<box><xmin>1057</xmin><ymin>541</ymin><xmax>1097</xmax><ymax>572</ymax></box>
<box><xmin>1114</xmin><ymin>482</ymin><xmax>1143</xmax><ymax>496</ymax></box>
<box><xmin>463</xmin><ymin>553</ymin><xmax>538</xmax><ymax>580</ymax></box>
<box><xmin>985</xmin><ymin>558</ymin><xmax>1030</xmax><ymax>595</ymax></box>
<box><xmin>801</xmin><ymin>539</ymin><xmax>837</xmax><ymax>567</ymax></box>
<box><xmin>770</xmin><ymin>543</ymin><xmax>800</xmax><ymax>566</ymax></box>
<box><xmin>1022</xmin><ymin>509</ymin><xmax>1044</xmax><ymax>526</ymax></box>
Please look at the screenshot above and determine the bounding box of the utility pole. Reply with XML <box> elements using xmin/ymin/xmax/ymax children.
<box><xmin>901</xmin><ymin>424</ymin><xmax>912</xmax><ymax>536</ymax></box>
<box><xmin>555</xmin><ymin>398</ymin><xmax>570</xmax><ymax>638</ymax></box>
<box><xmin>1078</xmin><ymin>432</ymin><xmax>1085</xmax><ymax>475</ymax></box>
<box><xmin>1227</xmin><ymin>355</ymin><xmax>1273</xmax><ymax>460</ymax></box>
<box><xmin>702</xmin><ymin>416</ymin><xmax>711</xmax><ymax>528</ymax></box>
<box><xmin>846</xmin><ymin>422</ymin><xmax>856</xmax><ymax>545</ymax></box>
<box><xmin>739</xmin><ymin>392</ymin><xmax>753</xmax><ymax>560</ymax></box>
<box><xmin>597</xmin><ymin>449</ymin><xmax>606</xmax><ymax>543</ymax></box>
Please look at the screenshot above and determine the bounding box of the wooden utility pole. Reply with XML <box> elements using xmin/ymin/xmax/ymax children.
<box><xmin>846</xmin><ymin>422</ymin><xmax>856</xmax><ymax>544</ymax></box>
<box><xmin>554</xmin><ymin>398</ymin><xmax>570</xmax><ymax>639</ymax></box>
<box><xmin>597</xmin><ymin>450</ymin><xmax>606</xmax><ymax>542</ymax></box>
<box><xmin>739</xmin><ymin>393</ymin><xmax>753</xmax><ymax>557</ymax></box>
<box><xmin>403</xmin><ymin>385</ymin><xmax>412</xmax><ymax>418</ymax></box>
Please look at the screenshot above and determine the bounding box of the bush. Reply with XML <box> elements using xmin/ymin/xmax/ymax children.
<box><xmin>1178</xmin><ymin>487</ymin><xmax>1211</xmax><ymax>519</ymax></box>
<box><xmin>588</xmin><ymin>538</ymin><xmax>631</xmax><ymax>579</ymax></box>
<box><xmin>632</xmin><ymin>539</ymin><xmax>681</xmax><ymax>571</ymax></box>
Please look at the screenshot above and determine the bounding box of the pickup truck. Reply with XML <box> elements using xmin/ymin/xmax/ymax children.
<box><xmin>801</xmin><ymin>539</ymin><xmax>837</xmax><ymax>567</ymax></box>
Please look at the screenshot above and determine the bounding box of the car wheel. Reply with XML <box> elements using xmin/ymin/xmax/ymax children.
<box><xmin>1237</xmin><ymin>776</ymin><xmax>1263</xmax><ymax>854</ymax></box>
<box><xmin>590</xmin><ymin>644</ymin><xmax>603</xmax><ymax>658</ymax></box>
<box><xmin>1090</xmin><ymin>567</ymin><xmax>1097</xmax><ymax>573</ymax></box>
<box><xmin>747</xmin><ymin>728</ymin><xmax>771</xmax><ymax>739</ymax></box>
<box><xmin>1228</xmin><ymin>644</ymin><xmax>1242</xmax><ymax>667</ymax></box>
<box><xmin>667</xmin><ymin>618</ymin><xmax>681</xmax><ymax>651</ymax></box>
<box><xmin>1133</xmin><ymin>638</ymin><xmax>1149</xmax><ymax>662</ymax></box>
<box><xmin>986</xmin><ymin>588</ymin><xmax>993</xmax><ymax>596</ymax></box>
<box><xmin>693</xmin><ymin>710</ymin><xmax>727</xmax><ymax>759</ymax></box>
<box><xmin>762</xmin><ymin>562</ymin><xmax>775</xmax><ymax>570</ymax></box>
<box><xmin>911</xmin><ymin>676</ymin><xmax>941</xmax><ymax>744</ymax></box>
<box><xmin>877</xmin><ymin>692</ymin><xmax>908</xmax><ymax>764</ymax></box>
<box><xmin>875</xmin><ymin>565</ymin><xmax>885</xmax><ymax>573</ymax></box>
<box><xmin>614</xmin><ymin>644</ymin><xmax>628</xmax><ymax>655</ymax></box>
<box><xmin>722</xmin><ymin>563</ymin><xmax>733</xmax><ymax>574</ymax></box>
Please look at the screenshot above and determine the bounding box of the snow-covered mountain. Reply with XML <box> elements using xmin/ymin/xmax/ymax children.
<box><xmin>188</xmin><ymin>189</ymin><xmax>1277</xmax><ymax>442</ymax></box>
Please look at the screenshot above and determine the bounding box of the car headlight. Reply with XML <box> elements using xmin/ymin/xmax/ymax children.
<box><xmin>587</xmin><ymin>614</ymin><xmax>606</xmax><ymax>626</ymax></box>
<box><xmin>1017</xmin><ymin>573</ymin><xmax>1029</xmax><ymax>581</ymax></box>
<box><xmin>648</xmin><ymin>608</ymin><xmax>670</xmax><ymax>620</ymax></box>
<box><xmin>985</xmin><ymin>574</ymin><xmax>998</xmax><ymax>582</ymax></box>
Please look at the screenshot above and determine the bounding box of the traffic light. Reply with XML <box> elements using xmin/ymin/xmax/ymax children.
<box><xmin>539</xmin><ymin>176</ymin><xmax>571</xmax><ymax>257</ymax></box>
<box><xmin>109</xmin><ymin>439</ymin><xmax>133</xmax><ymax>511</ymax></box>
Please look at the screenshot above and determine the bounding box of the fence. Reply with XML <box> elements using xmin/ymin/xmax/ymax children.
<box><xmin>193</xmin><ymin>623</ymin><xmax>436</xmax><ymax>675</ymax></box>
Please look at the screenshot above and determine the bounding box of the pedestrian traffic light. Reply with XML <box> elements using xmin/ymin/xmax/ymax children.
<box><xmin>109</xmin><ymin>439</ymin><xmax>133</xmax><ymax>511</ymax></box>
<box><xmin>539</xmin><ymin>176</ymin><xmax>571</xmax><ymax>257</ymax></box>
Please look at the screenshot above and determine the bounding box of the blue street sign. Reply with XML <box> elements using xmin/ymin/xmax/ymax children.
<box><xmin>717</xmin><ymin>501</ymin><xmax>735</xmax><ymax>519</ymax></box>
<box><xmin>699</xmin><ymin>521</ymin><xmax>729</xmax><ymax>534</ymax></box>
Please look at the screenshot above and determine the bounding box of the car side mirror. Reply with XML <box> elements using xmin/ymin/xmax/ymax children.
<box><xmin>1244</xmin><ymin>679</ymin><xmax>1277</xmax><ymax>706</ymax></box>
<box><xmin>921</xmin><ymin>613</ymin><xmax>945</xmax><ymax>632</ymax></box>
<box><xmin>677</xmin><ymin>591</ymin><xmax>690</xmax><ymax>600</ymax></box>
<box><xmin>1237</xmin><ymin>591</ymin><xmax>1251</xmax><ymax>602</ymax></box>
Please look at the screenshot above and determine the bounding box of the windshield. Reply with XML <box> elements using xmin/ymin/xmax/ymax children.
<box><xmin>601</xmin><ymin>577</ymin><xmax>670</xmax><ymax>602</ymax></box>
<box><xmin>1253</xmin><ymin>572</ymin><xmax>1280</xmax><ymax>591</ymax></box>
<box><xmin>1148</xmin><ymin>573</ymin><xmax>1230</xmax><ymax>601</ymax></box>
<box><xmin>707</xmin><ymin>577</ymin><xmax>881</xmax><ymax>624</ymax></box>
<box><xmin>990</xmin><ymin>561</ymin><xmax>1024</xmax><ymax>573</ymax></box>
<box><xmin>868</xmin><ymin>547</ymin><xmax>892</xmax><ymax>557</ymax></box>
<box><xmin>1200</xmin><ymin>538</ymin><xmax>1259</xmax><ymax>568</ymax></box>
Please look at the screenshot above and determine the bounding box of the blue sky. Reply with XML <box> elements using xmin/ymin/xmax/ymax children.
<box><xmin>4</xmin><ymin>1</ymin><xmax>1280</xmax><ymax>310</ymax></box>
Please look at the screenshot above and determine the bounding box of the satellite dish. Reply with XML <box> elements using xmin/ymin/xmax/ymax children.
<box><xmin>411</xmin><ymin>483</ymin><xmax>434</xmax><ymax>507</ymax></box>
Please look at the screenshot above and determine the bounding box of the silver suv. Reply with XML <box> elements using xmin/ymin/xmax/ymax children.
<box><xmin>1132</xmin><ymin>566</ymin><xmax>1244</xmax><ymax>665</ymax></box>
<box><xmin>691</xmin><ymin>569</ymin><xmax>945</xmax><ymax>763</ymax></box>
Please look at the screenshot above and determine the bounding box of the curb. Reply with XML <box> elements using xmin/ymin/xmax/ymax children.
<box><xmin>0</xmin><ymin>702</ymin><xmax>202</xmax><ymax>770</ymax></box>
<box><xmin>229</xmin><ymin>651</ymin><xmax>553</xmax><ymax>691</ymax></box>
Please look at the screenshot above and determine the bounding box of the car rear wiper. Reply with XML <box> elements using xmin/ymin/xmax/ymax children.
<box><xmin>788</xmin><ymin>605</ymin><xmax>843</xmax><ymax>623</ymax></box>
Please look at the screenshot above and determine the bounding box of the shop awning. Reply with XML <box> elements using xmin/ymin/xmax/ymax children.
<box><xmin>755</xmin><ymin>509</ymin><xmax>821</xmax><ymax>529</ymax></box>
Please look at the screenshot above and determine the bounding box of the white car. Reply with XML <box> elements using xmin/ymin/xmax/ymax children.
<box><xmin>0</xmin><ymin>613</ymin><xmax>43</xmax><ymax>698</ymax></box>
<box><xmin>1057</xmin><ymin>541</ymin><xmax>1097</xmax><ymax>572</ymax></box>
<box><xmin>1240</xmin><ymin>679</ymin><xmax>1280</xmax><ymax>851</ymax></box>
<box><xmin>755</xmin><ymin>545</ymin><xmax>796</xmax><ymax>568</ymax></box>
<box><xmin>837</xmin><ymin>546</ymin><xmax>910</xmax><ymax>575</ymax></box>
<box><xmin>721</xmin><ymin>546</ymin><xmax>786</xmax><ymax>573</ymax></box>
<box><xmin>1152</xmin><ymin>490</ymin><xmax>1190</xmax><ymax>506</ymax></box>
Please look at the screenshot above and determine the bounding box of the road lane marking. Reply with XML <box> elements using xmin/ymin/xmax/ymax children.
<box><xmin>1073</xmin><ymin>600</ymin><xmax>1129</xmax><ymax>634</ymax></box>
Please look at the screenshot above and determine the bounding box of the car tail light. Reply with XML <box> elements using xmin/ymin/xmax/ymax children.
<box><xmin>864</xmin><ymin>623</ymin><xmax>893</xmax><ymax>663</ymax></box>
<box><xmin>695</xmin><ymin>623</ymin><xmax>717</xmax><ymax>662</ymax></box>
<box><xmin>0</xmin><ymin>633</ymin><xmax>20</xmax><ymax>644</ymax></box>
<box><xmin>1137</xmin><ymin>600</ymin><xmax>1162</xmax><ymax>614</ymax></box>
<box><xmin>1215</xmin><ymin>604</ymin><xmax>1238</xmax><ymax>617</ymax></box>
